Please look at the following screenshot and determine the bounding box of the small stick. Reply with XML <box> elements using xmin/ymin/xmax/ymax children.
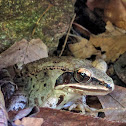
<box><xmin>32</xmin><ymin>3</ymin><xmax>53</xmax><ymax>36</ymax></box>
<box><xmin>92</xmin><ymin>107</ymin><xmax>126</xmax><ymax>113</ymax></box>
<box><xmin>59</xmin><ymin>14</ymin><xmax>76</xmax><ymax>57</ymax></box>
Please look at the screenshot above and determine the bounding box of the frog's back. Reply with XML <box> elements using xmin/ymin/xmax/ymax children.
<box><xmin>21</xmin><ymin>57</ymin><xmax>92</xmax><ymax>75</ymax></box>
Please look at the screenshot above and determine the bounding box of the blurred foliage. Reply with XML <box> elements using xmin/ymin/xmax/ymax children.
<box><xmin>0</xmin><ymin>0</ymin><xmax>75</xmax><ymax>53</ymax></box>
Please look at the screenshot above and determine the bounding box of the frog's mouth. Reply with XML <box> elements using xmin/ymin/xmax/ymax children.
<box><xmin>55</xmin><ymin>72</ymin><xmax>113</xmax><ymax>95</ymax></box>
<box><xmin>55</xmin><ymin>83</ymin><xmax>112</xmax><ymax>95</ymax></box>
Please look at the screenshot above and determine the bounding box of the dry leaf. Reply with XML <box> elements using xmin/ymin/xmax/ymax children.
<box><xmin>0</xmin><ymin>71</ymin><xmax>9</xmax><ymax>126</ymax></box>
<box><xmin>14</xmin><ymin>117</ymin><xmax>43</xmax><ymax>126</ymax></box>
<box><xmin>0</xmin><ymin>90</ymin><xmax>8</xmax><ymax>126</ymax></box>
<box><xmin>9</xmin><ymin>107</ymin><xmax>126</xmax><ymax>126</ymax></box>
<box><xmin>90</xmin><ymin>22</ymin><xmax>126</xmax><ymax>62</ymax></box>
<box><xmin>72</xmin><ymin>23</ymin><xmax>91</xmax><ymax>39</ymax></box>
<box><xmin>0</xmin><ymin>105</ymin><xmax>8</xmax><ymax>126</ymax></box>
<box><xmin>0</xmin><ymin>89</ymin><xmax>5</xmax><ymax>107</ymax></box>
<box><xmin>68</xmin><ymin>36</ymin><xmax>100</xmax><ymax>59</ymax></box>
<box><xmin>114</xmin><ymin>52</ymin><xmax>126</xmax><ymax>83</ymax></box>
<box><xmin>86</xmin><ymin>0</ymin><xmax>126</xmax><ymax>30</ymax></box>
<box><xmin>104</xmin><ymin>0</ymin><xmax>126</xmax><ymax>30</ymax></box>
<box><xmin>90</xmin><ymin>35</ymin><xmax>126</xmax><ymax>62</ymax></box>
<box><xmin>36</xmin><ymin>108</ymin><xmax>125</xmax><ymax>126</ymax></box>
<box><xmin>86</xmin><ymin>0</ymin><xmax>106</xmax><ymax>10</ymax></box>
<box><xmin>68</xmin><ymin>22</ymin><xmax>126</xmax><ymax>62</ymax></box>
<box><xmin>98</xmin><ymin>85</ymin><xmax>126</xmax><ymax>122</ymax></box>
<box><xmin>13</xmin><ymin>107</ymin><xmax>39</xmax><ymax>121</ymax></box>
<box><xmin>0</xmin><ymin>39</ymin><xmax>48</xmax><ymax>70</ymax></box>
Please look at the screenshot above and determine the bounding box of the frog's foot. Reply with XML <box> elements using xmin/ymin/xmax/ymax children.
<box><xmin>80</xmin><ymin>104</ymin><xmax>98</xmax><ymax>116</ymax></box>
<box><xmin>64</xmin><ymin>102</ymin><xmax>97</xmax><ymax>115</ymax></box>
<box><xmin>63</xmin><ymin>96</ymin><xmax>98</xmax><ymax>116</ymax></box>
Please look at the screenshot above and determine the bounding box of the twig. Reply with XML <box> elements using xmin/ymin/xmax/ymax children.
<box><xmin>32</xmin><ymin>3</ymin><xmax>53</xmax><ymax>36</ymax></box>
<box><xmin>59</xmin><ymin>14</ymin><xmax>76</xmax><ymax>57</ymax></box>
<box><xmin>93</xmin><ymin>107</ymin><xmax>126</xmax><ymax>112</ymax></box>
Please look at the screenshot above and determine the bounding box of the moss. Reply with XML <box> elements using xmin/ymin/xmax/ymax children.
<box><xmin>0</xmin><ymin>0</ymin><xmax>75</xmax><ymax>53</ymax></box>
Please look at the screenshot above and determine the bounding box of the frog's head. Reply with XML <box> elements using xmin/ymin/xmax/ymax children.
<box><xmin>55</xmin><ymin>60</ymin><xmax>114</xmax><ymax>96</ymax></box>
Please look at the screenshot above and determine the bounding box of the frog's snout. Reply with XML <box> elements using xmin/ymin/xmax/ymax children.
<box><xmin>104</xmin><ymin>81</ymin><xmax>115</xmax><ymax>92</ymax></box>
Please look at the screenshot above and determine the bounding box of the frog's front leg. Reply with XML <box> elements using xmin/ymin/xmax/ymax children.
<box><xmin>62</xmin><ymin>96</ymin><xmax>86</xmax><ymax>114</ymax></box>
<box><xmin>53</xmin><ymin>91</ymin><xmax>97</xmax><ymax>115</ymax></box>
<box><xmin>63</xmin><ymin>96</ymin><xmax>98</xmax><ymax>115</ymax></box>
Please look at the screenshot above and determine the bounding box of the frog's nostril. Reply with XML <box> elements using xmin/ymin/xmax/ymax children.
<box><xmin>105</xmin><ymin>84</ymin><xmax>112</xmax><ymax>89</ymax></box>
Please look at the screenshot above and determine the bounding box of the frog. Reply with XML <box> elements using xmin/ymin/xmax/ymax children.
<box><xmin>8</xmin><ymin>56</ymin><xmax>114</xmax><ymax>113</ymax></box>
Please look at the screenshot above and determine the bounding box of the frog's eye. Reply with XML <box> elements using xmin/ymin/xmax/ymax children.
<box><xmin>74</xmin><ymin>68</ymin><xmax>91</xmax><ymax>83</ymax></box>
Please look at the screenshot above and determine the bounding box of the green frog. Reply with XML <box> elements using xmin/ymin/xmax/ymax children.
<box><xmin>8</xmin><ymin>57</ymin><xmax>114</xmax><ymax>112</ymax></box>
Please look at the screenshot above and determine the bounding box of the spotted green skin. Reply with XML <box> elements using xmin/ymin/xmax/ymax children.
<box><xmin>14</xmin><ymin>57</ymin><xmax>114</xmax><ymax>108</ymax></box>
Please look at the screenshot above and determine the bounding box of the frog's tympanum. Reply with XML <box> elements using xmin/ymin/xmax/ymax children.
<box><xmin>9</xmin><ymin>57</ymin><xmax>114</xmax><ymax>112</ymax></box>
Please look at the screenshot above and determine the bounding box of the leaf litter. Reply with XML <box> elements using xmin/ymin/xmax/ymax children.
<box><xmin>0</xmin><ymin>0</ymin><xmax>126</xmax><ymax>125</ymax></box>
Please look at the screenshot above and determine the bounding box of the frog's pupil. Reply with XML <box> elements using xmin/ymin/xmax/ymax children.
<box><xmin>81</xmin><ymin>73</ymin><xmax>85</xmax><ymax>76</ymax></box>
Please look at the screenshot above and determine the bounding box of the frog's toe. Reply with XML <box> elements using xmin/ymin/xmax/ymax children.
<box><xmin>63</xmin><ymin>101</ymin><xmax>98</xmax><ymax>116</ymax></box>
<box><xmin>68</xmin><ymin>104</ymin><xmax>78</xmax><ymax>111</ymax></box>
<box><xmin>63</xmin><ymin>101</ymin><xmax>74</xmax><ymax>108</ymax></box>
<box><xmin>63</xmin><ymin>101</ymin><xmax>86</xmax><ymax>114</ymax></box>
<box><xmin>67</xmin><ymin>103</ymin><xmax>86</xmax><ymax>114</ymax></box>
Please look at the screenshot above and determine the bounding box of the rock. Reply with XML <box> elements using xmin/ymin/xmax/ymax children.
<box><xmin>38</xmin><ymin>0</ymin><xmax>76</xmax><ymax>53</ymax></box>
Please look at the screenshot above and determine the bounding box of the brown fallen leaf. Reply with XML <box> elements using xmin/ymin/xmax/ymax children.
<box><xmin>90</xmin><ymin>35</ymin><xmax>126</xmax><ymax>62</ymax></box>
<box><xmin>12</xmin><ymin>106</ymin><xmax>39</xmax><ymax>121</ymax></box>
<box><xmin>9</xmin><ymin>107</ymin><xmax>126</xmax><ymax>126</ymax></box>
<box><xmin>90</xmin><ymin>22</ymin><xmax>126</xmax><ymax>62</ymax></box>
<box><xmin>98</xmin><ymin>85</ymin><xmax>126</xmax><ymax>122</ymax></box>
<box><xmin>0</xmin><ymin>89</ymin><xmax>8</xmax><ymax>126</ymax></box>
<box><xmin>68</xmin><ymin>35</ymin><xmax>100</xmax><ymax>59</ymax></box>
<box><xmin>0</xmin><ymin>39</ymin><xmax>48</xmax><ymax>70</ymax></box>
<box><xmin>14</xmin><ymin>117</ymin><xmax>43</xmax><ymax>126</ymax></box>
<box><xmin>36</xmin><ymin>108</ymin><xmax>126</xmax><ymax>126</ymax></box>
<box><xmin>104</xmin><ymin>0</ymin><xmax>126</xmax><ymax>30</ymax></box>
<box><xmin>86</xmin><ymin>0</ymin><xmax>106</xmax><ymax>11</ymax></box>
<box><xmin>86</xmin><ymin>0</ymin><xmax>126</xmax><ymax>30</ymax></box>
<box><xmin>0</xmin><ymin>88</ymin><xmax>5</xmax><ymax>108</ymax></box>
<box><xmin>67</xmin><ymin>22</ymin><xmax>126</xmax><ymax>62</ymax></box>
<box><xmin>72</xmin><ymin>23</ymin><xmax>91</xmax><ymax>39</ymax></box>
